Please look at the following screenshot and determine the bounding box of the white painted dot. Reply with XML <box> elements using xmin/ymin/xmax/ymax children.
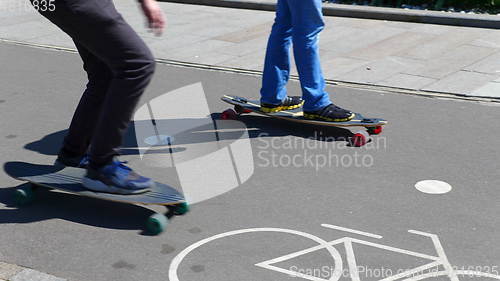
<box><xmin>144</xmin><ymin>135</ymin><xmax>173</xmax><ymax>146</ymax></box>
<box><xmin>415</xmin><ymin>180</ymin><xmax>452</xmax><ymax>194</ymax></box>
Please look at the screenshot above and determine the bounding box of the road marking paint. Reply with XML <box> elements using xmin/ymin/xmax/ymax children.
<box><xmin>255</xmin><ymin>237</ymin><xmax>346</xmax><ymax>281</ymax></box>
<box><xmin>321</xmin><ymin>224</ymin><xmax>383</xmax><ymax>239</ymax></box>
<box><xmin>169</xmin><ymin>226</ymin><xmax>500</xmax><ymax>281</ymax></box>
<box><xmin>415</xmin><ymin>180</ymin><xmax>452</xmax><ymax>194</ymax></box>
<box><xmin>408</xmin><ymin>230</ymin><xmax>458</xmax><ymax>281</ymax></box>
<box><xmin>348</xmin><ymin>238</ymin><xmax>439</xmax><ymax>261</ymax></box>
<box><xmin>144</xmin><ymin>135</ymin><xmax>172</xmax><ymax>146</ymax></box>
<box><xmin>169</xmin><ymin>228</ymin><xmax>343</xmax><ymax>281</ymax></box>
<box><xmin>344</xmin><ymin>240</ymin><xmax>361</xmax><ymax>281</ymax></box>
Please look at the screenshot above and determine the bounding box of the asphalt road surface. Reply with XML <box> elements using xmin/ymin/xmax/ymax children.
<box><xmin>0</xmin><ymin>42</ymin><xmax>499</xmax><ymax>281</ymax></box>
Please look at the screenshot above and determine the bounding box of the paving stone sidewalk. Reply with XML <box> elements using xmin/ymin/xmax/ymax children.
<box><xmin>0</xmin><ymin>262</ymin><xmax>66</xmax><ymax>281</ymax></box>
<box><xmin>2</xmin><ymin>0</ymin><xmax>500</xmax><ymax>98</ymax></box>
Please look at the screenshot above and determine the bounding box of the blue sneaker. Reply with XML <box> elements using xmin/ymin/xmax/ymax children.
<box><xmin>83</xmin><ymin>161</ymin><xmax>155</xmax><ymax>194</ymax></box>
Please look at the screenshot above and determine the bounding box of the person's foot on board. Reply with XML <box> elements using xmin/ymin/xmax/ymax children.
<box><xmin>261</xmin><ymin>96</ymin><xmax>304</xmax><ymax>113</ymax></box>
<box><xmin>303</xmin><ymin>103</ymin><xmax>355</xmax><ymax>122</ymax></box>
<box><xmin>83</xmin><ymin>160</ymin><xmax>154</xmax><ymax>194</ymax></box>
<box><xmin>55</xmin><ymin>150</ymin><xmax>90</xmax><ymax>168</ymax></box>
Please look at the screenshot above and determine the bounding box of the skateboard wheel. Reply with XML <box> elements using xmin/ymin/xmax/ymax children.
<box><xmin>221</xmin><ymin>109</ymin><xmax>237</xmax><ymax>120</ymax></box>
<box><xmin>173</xmin><ymin>202</ymin><xmax>190</xmax><ymax>215</ymax></box>
<box><xmin>13</xmin><ymin>186</ymin><xmax>35</xmax><ymax>206</ymax></box>
<box><xmin>350</xmin><ymin>131</ymin><xmax>369</xmax><ymax>147</ymax></box>
<box><xmin>146</xmin><ymin>213</ymin><xmax>168</xmax><ymax>235</ymax></box>
<box><xmin>367</xmin><ymin>126</ymin><xmax>383</xmax><ymax>135</ymax></box>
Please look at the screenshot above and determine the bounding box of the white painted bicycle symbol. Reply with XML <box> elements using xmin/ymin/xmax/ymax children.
<box><xmin>169</xmin><ymin>224</ymin><xmax>500</xmax><ymax>281</ymax></box>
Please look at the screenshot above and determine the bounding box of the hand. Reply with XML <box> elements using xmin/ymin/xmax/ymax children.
<box><xmin>140</xmin><ymin>0</ymin><xmax>166</xmax><ymax>36</ymax></box>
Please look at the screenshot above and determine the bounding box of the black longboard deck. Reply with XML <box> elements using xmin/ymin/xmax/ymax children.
<box><xmin>221</xmin><ymin>95</ymin><xmax>387</xmax><ymax>127</ymax></box>
<box><xmin>4</xmin><ymin>161</ymin><xmax>185</xmax><ymax>206</ymax></box>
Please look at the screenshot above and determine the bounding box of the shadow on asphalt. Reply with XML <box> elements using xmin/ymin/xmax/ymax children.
<box><xmin>24</xmin><ymin>129</ymin><xmax>66</xmax><ymax>156</ymax></box>
<box><xmin>0</xmin><ymin>182</ymin><xmax>168</xmax><ymax>235</ymax></box>
<box><xmin>23</xmin><ymin>114</ymin><xmax>355</xmax><ymax>157</ymax></box>
<box><xmin>23</xmin><ymin>124</ymin><xmax>186</xmax><ymax>156</ymax></box>
<box><xmin>232</xmin><ymin>113</ymin><xmax>354</xmax><ymax>141</ymax></box>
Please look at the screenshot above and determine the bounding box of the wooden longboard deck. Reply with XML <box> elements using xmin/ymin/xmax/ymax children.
<box><xmin>222</xmin><ymin>95</ymin><xmax>387</xmax><ymax>127</ymax></box>
<box><xmin>4</xmin><ymin>162</ymin><xmax>185</xmax><ymax>206</ymax></box>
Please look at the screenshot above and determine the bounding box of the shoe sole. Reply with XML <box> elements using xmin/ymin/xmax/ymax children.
<box><xmin>82</xmin><ymin>177</ymin><xmax>152</xmax><ymax>195</ymax></box>
<box><xmin>261</xmin><ymin>101</ymin><xmax>304</xmax><ymax>113</ymax></box>
<box><xmin>303</xmin><ymin>112</ymin><xmax>356</xmax><ymax>122</ymax></box>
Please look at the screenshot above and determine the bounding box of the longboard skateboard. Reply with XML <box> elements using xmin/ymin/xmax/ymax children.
<box><xmin>4</xmin><ymin>161</ymin><xmax>189</xmax><ymax>235</ymax></box>
<box><xmin>221</xmin><ymin>95</ymin><xmax>388</xmax><ymax>147</ymax></box>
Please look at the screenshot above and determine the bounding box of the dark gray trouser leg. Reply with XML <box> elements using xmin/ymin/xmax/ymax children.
<box><xmin>62</xmin><ymin>41</ymin><xmax>112</xmax><ymax>157</ymax></box>
<box><xmin>35</xmin><ymin>0</ymin><xmax>156</xmax><ymax>167</ymax></box>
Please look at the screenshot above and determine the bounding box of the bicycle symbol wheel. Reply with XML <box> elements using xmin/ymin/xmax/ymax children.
<box><xmin>169</xmin><ymin>227</ymin><xmax>344</xmax><ymax>281</ymax></box>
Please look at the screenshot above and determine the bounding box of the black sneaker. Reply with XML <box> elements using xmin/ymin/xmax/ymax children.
<box><xmin>261</xmin><ymin>96</ymin><xmax>304</xmax><ymax>113</ymax></box>
<box><xmin>303</xmin><ymin>103</ymin><xmax>355</xmax><ymax>122</ymax></box>
<box><xmin>55</xmin><ymin>150</ymin><xmax>89</xmax><ymax>168</ymax></box>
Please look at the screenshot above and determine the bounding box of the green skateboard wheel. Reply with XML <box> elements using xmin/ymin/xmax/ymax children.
<box><xmin>173</xmin><ymin>202</ymin><xmax>190</xmax><ymax>215</ymax></box>
<box><xmin>146</xmin><ymin>213</ymin><xmax>168</xmax><ymax>235</ymax></box>
<box><xmin>14</xmin><ymin>186</ymin><xmax>35</xmax><ymax>206</ymax></box>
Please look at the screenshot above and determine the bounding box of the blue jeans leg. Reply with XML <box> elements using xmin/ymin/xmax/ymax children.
<box><xmin>260</xmin><ymin>0</ymin><xmax>293</xmax><ymax>105</ymax></box>
<box><xmin>289</xmin><ymin>0</ymin><xmax>331</xmax><ymax>111</ymax></box>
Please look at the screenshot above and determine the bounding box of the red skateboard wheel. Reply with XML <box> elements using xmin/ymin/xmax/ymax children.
<box><xmin>221</xmin><ymin>109</ymin><xmax>237</xmax><ymax>120</ymax></box>
<box><xmin>350</xmin><ymin>131</ymin><xmax>369</xmax><ymax>147</ymax></box>
<box><xmin>367</xmin><ymin>126</ymin><xmax>383</xmax><ymax>135</ymax></box>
